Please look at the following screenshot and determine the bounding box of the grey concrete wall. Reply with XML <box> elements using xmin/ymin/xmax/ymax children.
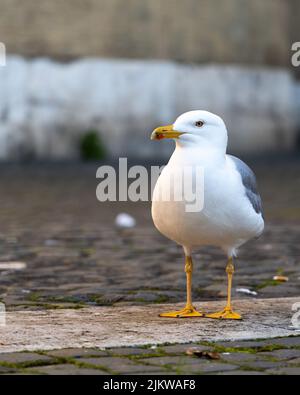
<box><xmin>0</xmin><ymin>56</ymin><xmax>298</xmax><ymax>160</ymax></box>
<box><xmin>0</xmin><ymin>0</ymin><xmax>297</xmax><ymax>70</ymax></box>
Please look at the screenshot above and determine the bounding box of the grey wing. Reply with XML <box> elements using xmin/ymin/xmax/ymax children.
<box><xmin>229</xmin><ymin>155</ymin><xmax>263</xmax><ymax>216</ymax></box>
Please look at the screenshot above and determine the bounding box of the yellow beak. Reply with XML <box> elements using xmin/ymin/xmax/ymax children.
<box><xmin>151</xmin><ymin>125</ymin><xmax>184</xmax><ymax>140</ymax></box>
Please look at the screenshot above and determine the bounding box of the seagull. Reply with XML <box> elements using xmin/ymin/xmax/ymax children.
<box><xmin>151</xmin><ymin>111</ymin><xmax>264</xmax><ymax>319</ymax></box>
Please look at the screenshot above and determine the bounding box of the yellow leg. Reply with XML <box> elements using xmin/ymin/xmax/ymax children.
<box><xmin>159</xmin><ymin>256</ymin><xmax>203</xmax><ymax>318</ymax></box>
<box><xmin>205</xmin><ymin>257</ymin><xmax>242</xmax><ymax>320</ymax></box>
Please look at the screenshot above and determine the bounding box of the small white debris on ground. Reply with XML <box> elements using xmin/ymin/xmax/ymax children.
<box><xmin>261</xmin><ymin>244</ymin><xmax>273</xmax><ymax>251</ymax></box>
<box><xmin>115</xmin><ymin>213</ymin><xmax>136</xmax><ymax>228</ymax></box>
<box><xmin>236</xmin><ymin>288</ymin><xmax>258</xmax><ymax>296</ymax></box>
<box><xmin>0</xmin><ymin>262</ymin><xmax>27</xmax><ymax>270</ymax></box>
<box><xmin>273</xmin><ymin>275</ymin><xmax>289</xmax><ymax>282</ymax></box>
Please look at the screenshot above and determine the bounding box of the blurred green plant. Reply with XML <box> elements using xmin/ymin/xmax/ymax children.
<box><xmin>79</xmin><ymin>130</ymin><xmax>106</xmax><ymax>161</ymax></box>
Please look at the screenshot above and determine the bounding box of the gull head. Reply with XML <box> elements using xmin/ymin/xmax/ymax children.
<box><xmin>151</xmin><ymin>110</ymin><xmax>228</xmax><ymax>150</ymax></box>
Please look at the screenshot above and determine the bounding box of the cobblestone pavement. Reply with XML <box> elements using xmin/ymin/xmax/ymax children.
<box><xmin>0</xmin><ymin>158</ymin><xmax>299</xmax><ymax>374</ymax></box>
<box><xmin>0</xmin><ymin>337</ymin><xmax>299</xmax><ymax>375</ymax></box>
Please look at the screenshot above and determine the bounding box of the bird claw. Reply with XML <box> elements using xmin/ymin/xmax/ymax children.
<box><xmin>205</xmin><ymin>309</ymin><xmax>242</xmax><ymax>320</ymax></box>
<box><xmin>159</xmin><ymin>306</ymin><xmax>204</xmax><ymax>318</ymax></box>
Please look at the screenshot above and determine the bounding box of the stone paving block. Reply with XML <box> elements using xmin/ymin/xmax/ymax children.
<box><xmin>134</xmin><ymin>371</ymin><xmax>178</xmax><ymax>375</ymax></box>
<box><xmin>26</xmin><ymin>364</ymin><xmax>107</xmax><ymax>375</ymax></box>
<box><xmin>3</xmin><ymin>372</ymin><xmax>42</xmax><ymax>375</ymax></box>
<box><xmin>180</xmin><ymin>362</ymin><xmax>239</xmax><ymax>374</ymax></box>
<box><xmin>217</xmin><ymin>370</ymin><xmax>268</xmax><ymax>375</ymax></box>
<box><xmin>0</xmin><ymin>366</ymin><xmax>18</xmax><ymax>374</ymax></box>
<box><xmin>266</xmin><ymin>337</ymin><xmax>300</xmax><ymax>348</ymax></box>
<box><xmin>107</xmin><ymin>347</ymin><xmax>160</xmax><ymax>356</ymax></box>
<box><xmin>46</xmin><ymin>348</ymin><xmax>108</xmax><ymax>359</ymax></box>
<box><xmin>214</xmin><ymin>338</ymin><xmax>296</xmax><ymax>350</ymax></box>
<box><xmin>139</xmin><ymin>356</ymin><xmax>203</xmax><ymax>366</ymax></box>
<box><xmin>260</xmin><ymin>349</ymin><xmax>300</xmax><ymax>360</ymax></box>
<box><xmin>266</xmin><ymin>367</ymin><xmax>300</xmax><ymax>375</ymax></box>
<box><xmin>220</xmin><ymin>352</ymin><xmax>262</xmax><ymax>363</ymax></box>
<box><xmin>214</xmin><ymin>340</ymin><xmax>275</xmax><ymax>349</ymax></box>
<box><xmin>0</xmin><ymin>352</ymin><xmax>53</xmax><ymax>365</ymax></box>
<box><xmin>78</xmin><ymin>357</ymin><xmax>164</xmax><ymax>374</ymax></box>
<box><xmin>241</xmin><ymin>360</ymin><xmax>285</xmax><ymax>370</ymax></box>
<box><xmin>1</xmin><ymin>298</ymin><xmax>299</xmax><ymax>352</ymax></box>
<box><xmin>287</xmin><ymin>357</ymin><xmax>300</xmax><ymax>365</ymax></box>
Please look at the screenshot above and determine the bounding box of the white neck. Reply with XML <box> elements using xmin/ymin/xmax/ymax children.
<box><xmin>170</xmin><ymin>141</ymin><xmax>227</xmax><ymax>167</ymax></box>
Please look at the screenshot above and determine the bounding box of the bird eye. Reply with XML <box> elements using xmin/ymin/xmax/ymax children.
<box><xmin>195</xmin><ymin>121</ymin><xmax>204</xmax><ymax>127</ymax></box>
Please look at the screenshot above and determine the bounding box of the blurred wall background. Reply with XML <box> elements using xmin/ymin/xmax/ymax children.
<box><xmin>0</xmin><ymin>0</ymin><xmax>299</xmax><ymax>160</ymax></box>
